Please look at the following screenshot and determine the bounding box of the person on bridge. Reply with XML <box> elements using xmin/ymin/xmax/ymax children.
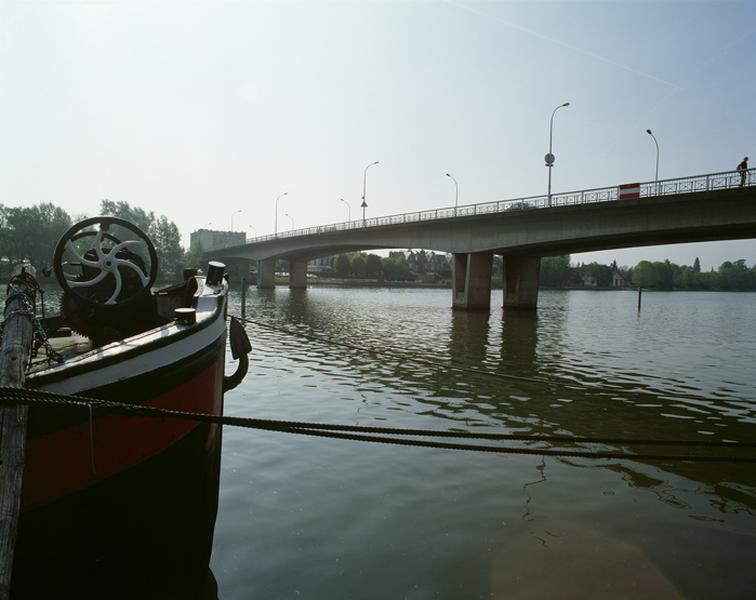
<box><xmin>737</xmin><ymin>156</ymin><xmax>749</xmax><ymax>187</ymax></box>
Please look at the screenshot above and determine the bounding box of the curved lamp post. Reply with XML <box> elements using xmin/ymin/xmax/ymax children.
<box><xmin>446</xmin><ymin>172</ymin><xmax>458</xmax><ymax>216</ymax></box>
<box><xmin>231</xmin><ymin>209</ymin><xmax>242</xmax><ymax>231</ymax></box>
<box><xmin>340</xmin><ymin>197</ymin><xmax>351</xmax><ymax>221</ymax></box>
<box><xmin>546</xmin><ymin>101</ymin><xmax>570</xmax><ymax>206</ymax></box>
<box><xmin>646</xmin><ymin>128</ymin><xmax>660</xmax><ymax>194</ymax></box>
<box><xmin>284</xmin><ymin>212</ymin><xmax>294</xmax><ymax>231</ymax></box>
<box><xmin>361</xmin><ymin>160</ymin><xmax>380</xmax><ymax>225</ymax></box>
<box><xmin>248</xmin><ymin>225</ymin><xmax>257</xmax><ymax>241</ymax></box>
<box><xmin>274</xmin><ymin>192</ymin><xmax>288</xmax><ymax>235</ymax></box>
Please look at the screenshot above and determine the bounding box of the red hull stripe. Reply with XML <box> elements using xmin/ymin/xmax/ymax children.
<box><xmin>22</xmin><ymin>356</ymin><xmax>224</xmax><ymax>511</ymax></box>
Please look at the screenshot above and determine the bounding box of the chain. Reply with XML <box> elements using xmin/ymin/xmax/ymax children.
<box><xmin>1</xmin><ymin>279</ymin><xmax>63</xmax><ymax>364</ymax></box>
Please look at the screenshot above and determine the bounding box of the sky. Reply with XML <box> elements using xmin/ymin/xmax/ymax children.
<box><xmin>1</xmin><ymin>0</ymin><xmax>755</xmax><ymax>270</ymax></box>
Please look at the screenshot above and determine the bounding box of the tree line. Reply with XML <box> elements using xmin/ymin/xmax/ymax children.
<box><xmin>542</xmin><ymin>255</ymin><xmax>756</xmax><ymax>291</ymax></box>
<box><xmin>328</xmin><ymin>252</ymin><xmax>756</xmax><ymax>291</ymax></box>
<box><xmin>0</xmin><ymin>201</ymin><xmax>185</xmax><ymax>282</ymax></box>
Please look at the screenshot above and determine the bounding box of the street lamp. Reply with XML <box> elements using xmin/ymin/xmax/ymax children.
<box><xmin>231</xmin><ymin>209</ymin><xmax>242</xmax><ymax>231</ymax></box>
<box><xmin>284</xmin><ymin>212</ymin><xmax>294</xmax><ymax>231</ymax></box>
<box><xmin>340</xmin><ymin>198</ymin><xmax>351</xmax><ymax>221</ymax></box>
<box><xmin>446</xmin><ymin>172</ymin><xmax>458</xmax><ymax>216</ymax></box>
<box><xmin>202</xmin><ymin>221</ymin><xmax>212</xmax><ymax>229</ymax></box>
<box><xmin>248</xmin><ymin>225</ymin><xmax>257</xmax><ymax>240</ymax></box>
<box><xmin>361</xmin><ymin>160</ymin><xmax>379</xmax><ymax>225</ymax></box>
<box><xmin>646</xmin><ymin>128</ymin><xmax>660</xmax><ymax>194</ymax></box>
<box><xmin>545</xmin><ymin>101</ymin><xmax>570</xmax><ymax>206</ymax></box>
<box><xmin>274</xmin><ymin>192</ymin><xmax>288</xmax><ymax>235</ymax></box>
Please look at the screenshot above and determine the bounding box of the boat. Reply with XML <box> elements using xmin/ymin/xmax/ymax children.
<box><xmin>2</xmin><ymin>216</ymin><xmax>249</xmax><ymax>599</ymax></box>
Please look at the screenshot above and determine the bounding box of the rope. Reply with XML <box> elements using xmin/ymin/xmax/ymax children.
<box><xmin>2</xmin><ymin>387</ymin><xmax>755</xmax><ymax>463</ymax></box>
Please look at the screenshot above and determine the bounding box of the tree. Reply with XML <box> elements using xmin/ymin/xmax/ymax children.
<box><xmin>540</xmin><ymin>255</ymin><xmax>573</xmax><ymax>287</ymax></box>
<box><xmin>717</xmin><ymin>259</ymin><xmax>754</xmax><ymax>290</ymax></box>
<box><xmin>582</xmin><ymin>262</ymin><xmax>613</xmax><ymax>287</ymax></box>
<box><xmin>365</xmin><ymin>254</ymin><xmax>382</xmax><ymax>277</ymax></box>
<box><xmin>335</xmin><ymin>254</ymin><xmax>351</xmax><ymax>276</ymax></box>
<box><xmin>0</xmin><ymin>203</ymin><xmax>72</xmax><ymax>270</ymax></box>
<box><xmin>99</xmin><ymin>200</ymin><xmax>184</xmax><ymax>282</ymax></box>
<box><xmin>351</xmin><ymin>254</ymin><xmax>367</xmax><ymax>276</ymax></box>
<box><xmin>693</xmin><ymin>257</ymin><xmax>701</xmax><ymax>273</ymax></box>
<box><xmin>100</xmin><ymin>200</ymin><xmax>154</xmax><ymax>234</ymax></box>
<box><xmin>150</xmin><ymin>215</ymin><xmax>184</xmax><ymax>280</ymax></box>
<box><xmin>183</xmin><ymin>239</ymin><xmax>204</xmax><ymax>271</ymax></box>
<box><xmin>381</xmin><ymin>255</ymin><xmax>414</xmax><ymax>281</ymax></box>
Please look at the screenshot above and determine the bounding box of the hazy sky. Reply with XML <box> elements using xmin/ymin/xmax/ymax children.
<box><xmin>2</xmin><ymin>0</ymin><xmax>754</xmax><ymax>269</ymax></box>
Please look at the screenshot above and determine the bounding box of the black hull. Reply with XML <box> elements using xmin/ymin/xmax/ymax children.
<box><xmin>11</xmin><ymin>422</ymin><xmax>222</xmax><ymax>600</ymax></box>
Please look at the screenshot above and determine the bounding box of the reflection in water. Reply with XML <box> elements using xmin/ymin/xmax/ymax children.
<box><xmin>217</xmin><ymin>287</ymin><xmax>756</xmax><ymax>598</ymax></box>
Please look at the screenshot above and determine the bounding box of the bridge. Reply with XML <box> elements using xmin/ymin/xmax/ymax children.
<box><xmin>206</xmin><ymin>168</ymin><xmax>756</xmax><ymax>310</ymax></box>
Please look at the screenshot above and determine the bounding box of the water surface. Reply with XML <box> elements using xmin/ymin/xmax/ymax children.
<box><xmin>213</xmin><ymin>288</ymin><xmax>756</xmax><ymax>599</ymax></box>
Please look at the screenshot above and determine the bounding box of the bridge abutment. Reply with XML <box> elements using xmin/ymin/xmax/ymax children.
<box><xmin>257</xmin><ymin>258</ymin><xmax>276</xmax><ymax>288</ymax></box>
<box><xmin>503</xmin><ymin>256</ymin><xmax>541</xmax><ymax>309</ymax></box>
<box><xmin>289</xmin><ymin>258</ymin><xmax>308</xmax><ymax>289</ymax></box>
<box><xmin>452</xmin><ymin>252</ymin><xmax>493</xmax><ymax>311</ymax></box>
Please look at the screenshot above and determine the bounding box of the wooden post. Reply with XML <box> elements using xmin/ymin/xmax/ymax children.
<box><xmin>637</xmin><ymin>286</ymin><xmax>642</xmax><ymax>312</ymax></box>
<box><xmin>240</xmin><ymin>277</ymin><xmax>247</xmax><ymax>319</ymax></box>
<box><xmin>0</xmin><ymin>272</ymin><xmax>37</xmax><ymax>598</ymax></box>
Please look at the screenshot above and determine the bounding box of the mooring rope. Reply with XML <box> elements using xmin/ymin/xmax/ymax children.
<box><xmin>1</xmin><ymin>386</ymin><xmax>755</xmax><ymax>463</ymax></box>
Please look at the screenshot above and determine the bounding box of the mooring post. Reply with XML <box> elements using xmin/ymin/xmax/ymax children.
<box><xmin>637</xmin><ymin>286</ymin><xmax>642</xmax><ymax>312</ymax></box>
<box><xmin>0</xmin><ymin>270</ymin><xmax>38</xmax><ymax>598</ymax></box>
<box><xmin>240</xmin><ymin>277</ymin><xmax>247</xmax><ymax>319</ymax></box>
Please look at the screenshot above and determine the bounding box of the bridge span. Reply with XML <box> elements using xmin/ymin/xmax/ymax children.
<box><xmin>206</xmin><ymin>169</ymin><xmax>756</xmax><ymax>310</ymax></box>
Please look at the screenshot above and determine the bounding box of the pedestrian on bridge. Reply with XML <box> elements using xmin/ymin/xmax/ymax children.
<box><xmin>737</xmin><ymin>156</ymin><xmax>749</xmax><ymax>187</ymax></box>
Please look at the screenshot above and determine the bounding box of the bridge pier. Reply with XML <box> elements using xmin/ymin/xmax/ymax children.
<box><xmin>257</xmin><ymin>258</ymin><xmax>276</xmax><ymax>289</ymax></box>
<box><xmin>452</xmin><ymin>252</ymin><xmax>493</xmax><ymax>311</ymax></box>
<box><xmin>289</xmin><ymin>258</ymin><xmax>308</xmax><ymax>289</ymax></box>
<box><xmin>503</xmin><ymin>256</ymin><xmax>541</xmax><ymax>309</ymax></box>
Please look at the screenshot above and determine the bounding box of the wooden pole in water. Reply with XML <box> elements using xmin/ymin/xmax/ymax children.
<box><xmin>240</xmin><ymin>277</ymin><xmax>247</xmax><ymax>319</ymax></box>
<box><xmin>0</xmin><ymin>271</ymin><xmax>37</xmax><ymax>598</ymax></box>
<box><xmin>637</xmin><ymin>286</ymin><xmax>642</xmax><ymax>311</ymax></box>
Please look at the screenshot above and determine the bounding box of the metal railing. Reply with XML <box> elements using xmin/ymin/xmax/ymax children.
<box><xmin>244</xmin><ymin>168</ymin><xmax>755</xmax><ymax>245</ymax></box>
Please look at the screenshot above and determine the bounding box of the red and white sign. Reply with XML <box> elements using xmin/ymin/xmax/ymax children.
<box><xmin>618</xmin><ymin>182</ymin><xmax>641</xmax><ymax>200</ymax></box>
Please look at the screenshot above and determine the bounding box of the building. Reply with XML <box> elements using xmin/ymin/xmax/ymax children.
<box><xmin>190</xmin><ymin>229</ymin><xmax>246</xmax><ymax>252</ymax></box>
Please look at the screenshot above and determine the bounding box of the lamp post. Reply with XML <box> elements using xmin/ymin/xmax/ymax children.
<box><xmin>202</xmin><ymin>221</ymin><xmax>212</xmax><ymax>229</ymax></box>
<box><xmin>231</xmin><ymin>209</ymin><xmax>242</xmax><ymax>231</ymax></box>
<box><xmin>340</xmin><ymin>198</ymin><xmax>351</xmax><ymax>221</ymax></box>
<box><xmin>446</xmin><ymin>172</ymin><xmax>458</xmax><ymax>216</ymax></box>
<box><xmin>361</xmin><ymin>160</ymin><xmax>379</xmax><ymax>225</ymax></box>
<box><xmin>284</xmin><ymin>212</ymin><xmax>294</xmax><ymax>231</ymax></box>
<box><xmin>248</xmin><ymin>225</ymin><xmax>257</xmax><ymax>241</ymax></box>
<box><xmin>274</xmin><ymin>192</ymin><xmax>288</xmax><ymax>235</ymax></box>
<box><xmin>646</xmin><ymin>128</ymin><xmax>660</xmax><ymax>194</ymax></box>
<box><xmin>546</xmin><ymin>101</ymin><xmax>570</xmax><ymax>206</ymax></box>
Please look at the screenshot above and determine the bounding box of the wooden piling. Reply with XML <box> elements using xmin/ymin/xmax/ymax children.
<box><xmin>637</xmin><ymin>286</ymin><xmax>642</xmax><ymax>312</ymax></box>
<box><xmin>0</xmin><ymin>272</ymin><xmax>37</xmax><ymax>598</ymax></box>
<box><xmin>240</xmin><ymin>277</ymin><xmax>247</xmax><ymax>319</ymax></box>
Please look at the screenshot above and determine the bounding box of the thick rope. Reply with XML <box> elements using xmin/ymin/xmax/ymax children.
<box><xmin>2</xmin><ymin>387</ymin><xmax>755</xmax><ymax>463</ymax></box>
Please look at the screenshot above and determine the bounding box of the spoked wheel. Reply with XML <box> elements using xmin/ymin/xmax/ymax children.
<box><xmin>53</xmin><ymin>216</ymin><xmax>159</xmax><ymax>308</ymax></box>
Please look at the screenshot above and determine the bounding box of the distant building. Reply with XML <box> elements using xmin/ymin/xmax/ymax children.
<box><xmin>611</xmin><ymin>271</ymin><xmax>625</xmax><ymax>287</ymax></box>
<box><xmin>582</xmin><ymin>274</ymin><xmax>597</xmax><ymax>287</ymax></box>
<box><xmin>190</xmin><ymin>229</ymin><xmax>246</xmax><ymax>252</ymax></box>
<box><xmin>308</xmin><ymin>255</ymin><xmax>334</xmax><ymax>273</ymax></box>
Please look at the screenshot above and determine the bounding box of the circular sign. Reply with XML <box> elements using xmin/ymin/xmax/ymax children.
<box><xmin>544</xmin><ymin>153</ymin><xmax>555</xmax><ymax>166</ymax></box>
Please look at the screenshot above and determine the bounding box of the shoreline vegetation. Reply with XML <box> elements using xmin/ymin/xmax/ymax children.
<box><xmin>275</xmin><ymin>276</ymin><xmax>756</xmax><ymax>292</ymax></box>
<box><xmin>3</xmin><ymin>201</ymin><xmax>756</xmax><ymax>292</ymax></box>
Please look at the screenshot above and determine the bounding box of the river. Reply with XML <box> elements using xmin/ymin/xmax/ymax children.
<box><xmin>209</xmin><ymin>287</ymin><xmax>756</xmax><ymax>599</ymax></box>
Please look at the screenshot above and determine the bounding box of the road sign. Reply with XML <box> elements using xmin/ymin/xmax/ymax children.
<box><xmin>618</xmin><ymin>183</ymin><xmax>641</xmax><ymax>200</ymax></box>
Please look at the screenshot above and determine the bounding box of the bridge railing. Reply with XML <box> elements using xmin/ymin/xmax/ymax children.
<box><xmin>246</xmin><ymin>168</ymin><xmax>754</xmax><ymax>244</ymax></box>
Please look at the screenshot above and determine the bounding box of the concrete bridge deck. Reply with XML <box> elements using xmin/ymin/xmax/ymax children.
<box><xmin>206</xmin><ymin>168</ymin><xmax>756</xmax><ymax>310</ymax></box>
